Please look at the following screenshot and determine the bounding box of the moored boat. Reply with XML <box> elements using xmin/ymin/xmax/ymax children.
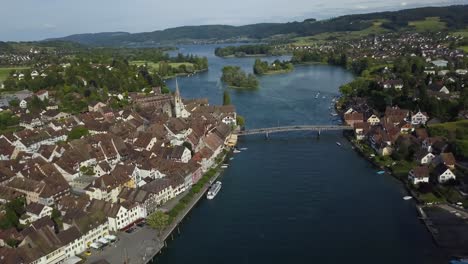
<box><xmin>207</xmin><ymin>181</ymin><xmax>222</xmax><ymax>199</ymax></box>
<box><xmin>403</xmin><ymin>196</ymin><xmax>413</xmax><ymax>200</ymax></box>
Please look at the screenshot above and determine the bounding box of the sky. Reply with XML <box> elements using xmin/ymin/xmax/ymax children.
<box><xmin>1</xmin><ymin>0</ymin><xmax>468</xmax><ymax>41</ymax></box>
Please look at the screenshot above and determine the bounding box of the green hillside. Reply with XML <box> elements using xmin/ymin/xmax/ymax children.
<box><xmin>49</xmin><ymin>5</ymin><xmax>468</xmax><ymax>47</ymax></box>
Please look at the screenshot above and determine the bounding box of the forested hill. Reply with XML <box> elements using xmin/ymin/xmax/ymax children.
<box><xmin>50</xmin><ymin>5</ymin><xmax>468</xmax><ymax>47</ymax></box>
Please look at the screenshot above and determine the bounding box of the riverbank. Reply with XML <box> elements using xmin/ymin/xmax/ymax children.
<box><xmin>147</xmin><ymin>151</ymin><xmax>229</xmax><ymax>263</ymax></box>
<box><xmin>162</xmin><ymin>68</ymin><xmax>208</xmax><ymax>80</ymax></box>
<box><xmin>84</xmin><ymin>149</ymin><xmax>230</xmax><ymax>264</ymax></box>
<box><xmin>259</xmin><ymin>68</ymin><xmax>294</xmax><ymax>75</ymax></box>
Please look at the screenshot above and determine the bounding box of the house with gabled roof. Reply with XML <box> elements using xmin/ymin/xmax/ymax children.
<box><xmin>19</xmin><ymin>202</ymin><xmax>53</xmax><ymax>225</ymax></box>
<box><xmin>434</xmin><ymin>164</ymin><xmax>456</xmax><ymax>183</ymax></box>
<box><xmin>408</xmin><ymin>165</ymin><xmax>430</xmax><ymax>185</ymax></box>
<box><xmin>435</xmin><ymin>152</ymin><xmax>456</xmax><ymax>169</ymax></box>
<box><xmin>411</xmin><ymin>111</ymin><xmax>429</xmax><ymax>125</ymax></box>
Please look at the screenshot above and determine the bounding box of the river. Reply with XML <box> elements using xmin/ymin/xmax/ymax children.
<box><xmin>155</xmin><ymin>45</ymin><xmax>442</xmax><ymax>263</ymax></box>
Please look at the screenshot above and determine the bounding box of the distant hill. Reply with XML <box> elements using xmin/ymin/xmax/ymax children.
<box><xmin>49</xmin><ymin>5</ymin><xmax>468</xmax><ymax>47</ymax></box>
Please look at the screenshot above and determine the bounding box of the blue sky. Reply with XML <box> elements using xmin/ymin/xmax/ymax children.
<box><xmin>1</xmin><ymin>0</ymin><xmax>468</xmax><ymax>41</ymax></box>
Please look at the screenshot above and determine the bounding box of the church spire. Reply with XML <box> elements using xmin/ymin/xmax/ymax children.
<box><xmin>175</xmin><ymin>78</ymin><xmax>180</xmax><ymax>97</ymax></box>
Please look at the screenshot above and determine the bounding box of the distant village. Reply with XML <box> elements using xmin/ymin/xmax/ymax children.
<box><xmin>0</xmin><ymin>81</ymin><xmax>238</xmax><ymax>262</ymax></box>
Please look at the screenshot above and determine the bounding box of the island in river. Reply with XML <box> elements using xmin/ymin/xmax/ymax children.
<box><xmin>253</xmin><ymin>58</ymin><xmax>294</xmax><ymax>75</ymax></box>
<box><xmin>221</xmin><ymin>65</ymin><xmax>259</xmax><ymax>89</ymax></box>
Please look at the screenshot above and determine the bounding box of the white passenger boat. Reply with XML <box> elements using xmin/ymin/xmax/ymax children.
<box><xmin>233</xmin><ymin>149</ymin><xmax>241</xmax><ymax>153</ymax></box>
<box><xmin>207</xmin><ymin>181</ymin><xmax>222</xmax><ymax>199</ymax></box>
<box><xmin>403</xmin><ymin>196</ymin><xmax>413</xmax><ymax>200</ymax></box>
<box><xmin>221</xmin><ymin>164</ymin><xmax>228</xmax><ymax>169</ymax></box>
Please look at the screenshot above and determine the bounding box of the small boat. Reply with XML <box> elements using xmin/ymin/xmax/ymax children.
<box><xmin>403</xmin><ymin>196</ymin><xmax>413</xmax><ymax>201</ymax></box>
<box><xmin>336</xmin><ymin>142</ymin><xmax>341</xmax><ymax>146</ymax></box>
<box><xmin>207</xmin><ymin>181</ymin><xmax>222</xmax><ymax>200</ymax></box>
<box><xmin>229</xmin><ymin>157</ymin><xmax>234</xmax><ymax>160</ymax></box>
<box><xmin>376</xmin><ymin>170</ymin><xmax>385</xmax><ymax>175</ymax></box>
<box><xmin>233</xmin><ymin>149</ymin><xmax>241</xmax><ymax>154</ymax></box>
<box><xmin>240</xmin><ymin>147</ymin><xmax>248</xmax><ymax>151</ymax></box>
<box><xmin>315</xmin><ymin>92</ymin><xmax>320</xmax><ymax>99</ymax></box>
<box><xmin>331</xmin><ymin>113</ymin><xmax>338</xmax><ymax>116</ymax></box>
<box><xmin>221</xmin><ymin>164</ymin><xmax>228</xmax><ymax>169</ymax></box>
<box><xmin>322</xmin><ymin>96</ymin><xmax>326</xmax><ymax>99</ymax></box>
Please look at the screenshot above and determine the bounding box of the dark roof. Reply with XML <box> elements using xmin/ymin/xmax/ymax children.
<box><xmin>25</xmin><ymin>202</ymin><xmax>45</xmax><ymax>216</ymax></box>
<box><xmin>411</xmin><ymin>166</ymin><xmax>429</xmax><ymax>178</ymax></box>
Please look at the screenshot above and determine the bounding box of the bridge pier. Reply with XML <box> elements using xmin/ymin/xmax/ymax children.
<box><xmin>265</xmin><ymin>132</ymin><xmax>269</xmax><ymax>140</ymax></box>
<box><xmin>317</xmin><ymin>129</ymin><xmax>321</xmax><ymax>138</ymax></box>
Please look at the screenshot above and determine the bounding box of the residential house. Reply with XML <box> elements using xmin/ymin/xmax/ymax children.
<box><xmin>408</xmin><ymin>166</ymin><xmax>430</xmax><ymax>185</ymax></box>
<box><xmin>414</xmin><ymin>150</ymin><xmax>436</xmax><ymax>165</ymax></box>
<box><xmin>434</xmin><ymin>164</ymin><xmax>456</xmax><ymax>183</ymax></box>
<box><xmin>84</xmin><ymin>171</ymin><xmax>133</xmax><ymax>203</ymax></box>
<box><xmin>436</xmin><ymin>152</ymin><xmax>456</xmax><ymax>169</ymax></box>
<box><xmin>35</xmin><ymin>90</ymin><xmax>49</xmax><ymax>101</ymax></box>
<box><xmin>344</xmin><ymin>112</ymin><xmax>364</xmax><ymax>127</ymax></box>
<box><xmin>19</xmin><ymin>202</ymin><xmax>53</xmax><ymax>225</ymax></box>
<box><xmin>354</xmin><ymin>122</ymin><xmax>370</xmax><ymax>141</ymax></box>
<box><xmin>366</xmin><ymin>114</ymin><xmax>381</xmax><ymax>126</ymax></box>
<box><xmin>411</xmin><ymin>111</ymin><xmax>429</xmax><ymax>125</ymax></box>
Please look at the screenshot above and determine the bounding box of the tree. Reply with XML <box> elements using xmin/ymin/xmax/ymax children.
<box><xmin>223</xmin><ymin>90</ymin><xmax>231</xmax><ymax>105</ymax></box>
<box><xmin>236</xmin><ymin>115</ymin><xmax>245</xmax><ymax>127</ymax></box>
<box><xmin>67</xmin><ymin>126</ymin><xmax>89</xmax><ymax>140</ymax></box>
<box><xmin>147</xmin><ymin>210</ymin><xmax>169</xmax><ymax>236</ymax></box>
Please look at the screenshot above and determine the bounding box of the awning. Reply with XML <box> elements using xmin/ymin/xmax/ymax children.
<box><xmin>63</xmin><ymin>256</ymin><xmax>82</xmax><ymax>264</ymax></box>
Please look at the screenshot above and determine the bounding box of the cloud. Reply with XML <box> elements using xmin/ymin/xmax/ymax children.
<box><xmin>401</xmin><ymin>2</ymin><xmax>407</xmax><ymax>6</ymax></box>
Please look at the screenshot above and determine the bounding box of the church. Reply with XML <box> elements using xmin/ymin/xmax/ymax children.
<box><xmin>132</xmin><ymin>79</ymin><xmax>190</xmax><ymax>118</ymax></box>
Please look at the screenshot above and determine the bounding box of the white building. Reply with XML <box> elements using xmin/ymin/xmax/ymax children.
<box><xmin>411</xmin><ymin>111</ymin><xmax>429</xmax><ymax>125</ymax></box>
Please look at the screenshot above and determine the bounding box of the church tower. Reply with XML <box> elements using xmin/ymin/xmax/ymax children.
<box><xmin>173</xmin><ymin>78</ymin><xmax>190</xmax><ymax>118</ymax></box>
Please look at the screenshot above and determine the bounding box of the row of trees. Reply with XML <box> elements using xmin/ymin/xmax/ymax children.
<box><xmin>215</xmin><ymin>45</ymin><xmax>272</xmax><ymax>57</ymax></box>
<box><xmin>221</xmin><ymin>66</ymin><xmax>259</xmax><ymax>89</ymax></box>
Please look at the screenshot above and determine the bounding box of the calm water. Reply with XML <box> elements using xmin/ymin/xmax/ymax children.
<box><xmin>156</xmin><ymin>45</ymin><xmax>442</xmax><ymax>263</ymax></box>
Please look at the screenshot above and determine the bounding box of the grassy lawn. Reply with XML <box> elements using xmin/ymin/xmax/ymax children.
<box><xmin>392</xmin><ymin>160</ymin><xmax>416</xmax><ymax>179</ymax></box>
<box><xmin>459</xmin><ymin>46</ymin><xmax>468</xmax><ymax>53</ymax></box>
<box><xmin>452</xmin><ymin>29</ymin><xmax>468</xmax><ymax>38</ymax></box>
<box><xmin>419</xmin><ymin>192</ymin><xmax>445</xmax><ymax>203</ymax></box>
<box><xmin>429</xmin><ymin>120</ymin><xmax>468</xmax><ymax>132</ymax></box>
<box><xmin>292</xmin><ymin>20</ymin><xmax>389</xmax><ymax>44</ymax></box>
<box><xmin>130</xmin><ymin>60</ymin><xmax>194</xmax><ymax>73</ymax></box>
<box><xmin>0</xmin><ymin>67</ymin><xmax>29</xmax><ymax>82</ymax></box>
<box><xmin>408</xmin><ymin>17</ymin><xmax>446</xmax><ymax>32</ymax></box>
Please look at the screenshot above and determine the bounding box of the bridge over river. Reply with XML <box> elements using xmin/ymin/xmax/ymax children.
<box><xmin>234</xmin><ymin>125</ymin><xmax>353</xmax><ymax>136</ymax></box>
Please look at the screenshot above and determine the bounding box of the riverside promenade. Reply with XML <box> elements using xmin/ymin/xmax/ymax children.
<box><xmin>86</xmin><ymin>167</ymin><xmax>224</xmax><ymax>264</ymax></box>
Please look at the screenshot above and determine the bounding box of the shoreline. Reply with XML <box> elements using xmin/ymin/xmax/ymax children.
<box><xmin>162</xmin><ymin>68</ymin><xmax>208</xmax><ymax>80</ymax></box>
<box><xmin>146</xmin><ymin>150</ymin><xmax>231</xmax><ymax>263</ymax></box>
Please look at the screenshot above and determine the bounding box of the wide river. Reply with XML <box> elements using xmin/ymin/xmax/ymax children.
<box><xmin>156</xmin><ymin>45</ymin><xmax>442</xmax><ymax>263</ymax></box>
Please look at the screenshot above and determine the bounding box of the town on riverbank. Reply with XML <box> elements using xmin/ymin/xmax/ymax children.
<box><xmin>0</xmin><ymin>46</ymin><xmax>240</xmax><ymax>263</ymax></box>
<box><xmin>315</xmin><ymin>32</ymin><xmax>468</xmax><ymax>258</ymax></box>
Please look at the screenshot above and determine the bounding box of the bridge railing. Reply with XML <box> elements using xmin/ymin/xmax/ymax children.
<box><xmin>234</xmin><ymin>125</ymin><xmax>352</xmax><ymax>135</ymax></box>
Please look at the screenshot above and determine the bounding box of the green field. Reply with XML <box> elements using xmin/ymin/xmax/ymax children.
<box><xmin>130</xmin><ymin>61</ymin><xmax>194</xmax><ymax>72</ymax></box>
<box><xmin>429</xmin><ymin>120</ymin><xmax>468</xmax><ymax>158</ymax></box>
<box><xmin>452</xmin><ymin>29</ymin><xmax>468</xmax><ymax>38</ymax></box>
<box><xmin>291</xmin><ymin>20</ymin><xmax>389</xmax><ymax>45</ymax></box>
<box><xmin>429</xmin><ymin>120</ymin><xmax>468</xmax><ymax>134</ymax></box>
<box><xmin>0</xmin><ymin>67</ymin><xmax>29</xmax><ymax>82</ymax></box>
<box><xmin>459</xmin><ymin>46</ymin><xmax>468</xmax><ymax>53</ymax></box>
<box><xmin>408</xmin><ymin>17</ymin><xmax>446</xmax><ymax>32</ymax></box>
